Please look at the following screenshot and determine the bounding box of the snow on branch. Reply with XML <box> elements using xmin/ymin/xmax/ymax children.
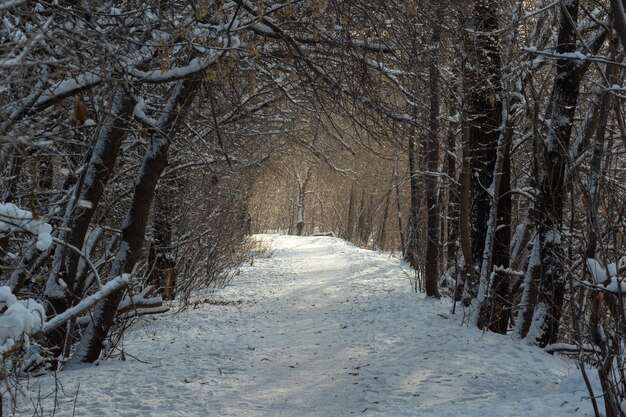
<box><xmin>585</xmin><ymin>258</ymin><xmax>626</xmax><ymax>294</ymax></box>
<box><xmin>0</xmin><ymin>0</ymin><xmax>25</xmax><ymax>10</ymax></box>
<box><xmin>544</xmin><ymin>343</ymin><xmax>600</xmax><ymax>354</ymax></box>
<box><xmin>133</xmin><ymin>97</ymin><xmax>159</xmax><ymax>127</ymax></box>
<box><xmin>126</xmin><ymin>54</ymin><xmax>218</xmax><ymax>83</ymax></box>
<box><xmin>117</xmin><ymin>285</ymin><xmax>163</xmax><ymax>314</ymax></box>
<box><xmin>0</xmin><ymin>203</ymin><xmax>53</xmax><ymax>250</ymax></box>
<box><xmin>0</xmin><ymin>275</ymin><xmax>131</xmax><ymax>357</ymax></box>
<box><xmin>0</xmin><ymin>287</ymin><xmax>45</xmax><ymax>355</ymax></box>
<box><xmin>4</xmin><ymin>72</ymin><xmax>102</xmax><ymax>127</ymax></box>
<box><xmin>42</xmin><ymin>274</ymin><xmax>132</xmax><ymax>334</ymax></box>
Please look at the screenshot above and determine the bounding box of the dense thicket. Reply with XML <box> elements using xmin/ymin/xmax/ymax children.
<box><xmin>1</xmin><ymin>1</ymin><xmax>625</xmax><ymax>415</ymax></box>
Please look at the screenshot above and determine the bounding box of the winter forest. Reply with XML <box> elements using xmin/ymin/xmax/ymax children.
<box><xmin>1</xmin><ymin>0</ymin><xmax>626</xmax><ymax>415</ymax></box>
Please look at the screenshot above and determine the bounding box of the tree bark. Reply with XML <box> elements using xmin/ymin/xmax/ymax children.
<box><xmin>424</xmin><ymin>18</ymin><xmax>442</xmax><ymax>298</ymax></box>
<box><xmin>446</xmin><ymin>118</ymin><xmax>460</xmax><ymax>277</ymax></box>
<box><xmin>294</xmin><ymin>167</ymin><xmax>312</xmax><ymax>236</ymax></box>
<box><xmin>465</xmin><ymin>0</ymin><xmax>504</xmax><ymax>304</ymax></box>
<box><xmin>71</xmin><ymin>77</ymin><xmax>200</xmax><ymax>364</ymax></box>
<box><xmin>405</xmin><ymin>131</ymin><xmax>421</xmax><ymax>270</ymax></box>
<box><xmin>457</xmin><ymin>130</ymin><xmax>472</xmax><ymax>303</ymax></box>
<box><xmin>378</xmin><ymin>189</ymin><xmax>391</xmax><ymax>251</ymax></box>
<box><xmin>514</xmin><ymin>234</ymin><xmax>541</xmax><ymax>338</ymax></box>
<box><xmin>531</xmin><ymin>0</ymin><xmax>581</xmax><ymax>347</ymax></box>
<box><xmin>609</xmin><ymin>0</ymin><xmax>626</xmax><ymax>49</ymax></box>
<box><xmin>345</xmin><ymin>182</ymin><xmax>356</xmax><ymax>242</ymax></box>
<box><xmin>44</xmin><ymin>85</ymin><xmax>134</xmax><ymax>357</ymax></box>
<box><xmin>147</xmin><ymin>183</ymin><xmax>177</xmax><ymax>301</ymax></box>
<box><xmin>394</xmin><ymin>156</ymin><xmax>405</xmax><ymax>256</ymax></box>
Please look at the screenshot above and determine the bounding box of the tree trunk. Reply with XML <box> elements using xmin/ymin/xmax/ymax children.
<box><xmin>345</xmin><ymin>182</ymin><xmax>356</xmax><ymax>242</ymax></box>
<box><xmin>475</xmin><ymin>124</ymin><xmax>512</xmax><ymax>333</ymax></box>
<box><xmin>531</xmin><ymin>0</ymin><xmax>581</xmax><ymax>347</ymax></box>
<box><xmin>609</xmin><ymin>0</ymin><xmax>626</xmax><ymax>49</ymax></box>
<box><xmin>446</xmin><ymin>118</ymin><xmax>460</xmax><ymax>277</ymax></box>
<box><xmin>378</xmin><ymin>189</ymin><xmax>391</xmax><ymax>251</ymax></box>
<box><xmin>465</xmin><ymin>0</ymin><xmax>503</xmax><ymax>305</ymax></box>
<box><xmin>457</xmin><ymin>131</ymin><xmax>472</xmax><ymax>303</ymax></box>
<box><xmin>357</xmin><ymin>189</ymin><xmax>368</xmax><ymax>245</ymax></box>
<box><xmin>394</xmin><ymin>156</ymin><xmax>405</xmax><ymax>256</ymax></box>
<box><xmin>584</xmin><ymin>62</ymin><xmax>615</xmax><ymax>259</ymax></box>
<box><xmin>294</xmin><ymin>167</ymin><xmax>312</xmax><ymax>236</ymax></box>
<box><xmin>44</xmin><ymin>85</ymin><xmax>134</xmax><ymax>357</ymax></box>
<box><xmin>490</xmin><ymin>159</ymin><xmax>512</xmax><ymax>332</ymax></box>
<box><xmin>405</xmin><ymin>132</ymin><xmax>421</xmax><ymax>270</ymax></box>
<box><xmin>147</xmin><ymin>183</ymin><xmax>177</xmax><ymax>301</ymax></box>
<box><xmin>583</xmin><ymin>61</ymin><xmax>619</xmax><ymax>417</ymax></box>
<box><xmin>424</xmin><ymin>18</ymin><xmax>441</xmax><ymax>298</ymax></box>
<box><xmin>71</xmin><ymin>77</ymin><xmax>200</xmax><ymax>364</ymax></box>
<box><xmin>514</xmin><ymin>234</ymin><xmax>541</xmax><ymax>338</ymax></box>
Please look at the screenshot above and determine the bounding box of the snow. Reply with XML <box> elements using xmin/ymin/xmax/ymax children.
<box><xmin>33</xmin><ymin>73</ymin><xmax>101</xmax><ymax>108</ymax></box>
<box><xmin>586</xmin><ymin>258</ymin><xmax>626</xmax><ymax>293</ymax></box>
<box><xmin>587</xmin><ymin>258</ymin><xmax>609</xmax><ymax>283</ymax></box>
<box><xmin>0</xmin><ymin>286</ymin><xmax>45</xmax><ymax>354</ymax></box>
<box><xmin>43</xmin><ymin>274</ymin><xmax>131</xmax><ymax>334</ymax></box>
<box><xmin>603</xmin><ymin>276</ymin><xmax>626</xmax><ymax>294</ymax></box>
<box><xmin>12</xmin><ymin>235</ymin><xmax>599</xmax><ymax>416</ymax></box>
<box><xmin>0</xmin><ymin>202</ymin><xmax>53</xmax><ymax>250</ymax></box>
<box><xmin>128</xmin><ymin>54</ymin><xmax>217</xmax><ymax>83</ymax></box>
<box><xmin>0</xmin><ymin>0</ymin><xmax>26</xmax><ymax>11</ymax></box>
<box><xmin>133</xmin><ymin>98</ymin><xmax>158</xmax><ymax>127</ymax></box>
<box><xmin>0</xmin><ymin>275</ymin><xmax>129</xmax><ymax>359</ymax></box>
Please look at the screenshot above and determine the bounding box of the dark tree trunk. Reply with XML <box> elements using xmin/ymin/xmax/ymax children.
<box><xmin>424</xmin><ymin>18</ymin><xmax>442</xmax><ymax>298</ymax></box>
<box><xmin>72</xmin><ymin>77</ymin><xmax>200</xmax><ymax>364</ymax></box>
<box><xmin>457</xmin><ymin>132</ymin><xmax>472</xmax><ymax>304</ymax></box>
<box><xmin>44</xmin><ymin>85</ymin><xmax>134</xmax><ymax>357</ymax></box>
<box><xmin>357</xmin><ymin>189</ymin><xmax>368</xmax><ymax>245</ymax></box>
<box><xmin>405</xmin><ymin>132</ymin><xmax>421</xmax><ymax>270</ymax></box>
<box><xmin>345</xmin><ymin>182</ymin><xmax>356</xmax><ymax>242</ymax></box>
<box><xmin>446</xmin><ymin>120</ymin><xmax>460</xmax><ymax>275</ymax></box>
<box><xmin>466</xmin><ymin>0</ymin><xmax>503</xmax><ymax>302</ymax></box>
<box><xmin>394</xmin><ymin>156</ymin><xmax>405</xmax><ymax>256</ymax></box>
<box><xmin>378</xmin><ymin>190</ymin><xmax>391</xmax><ymax>251</ymax></box>
<box><xmin>357</xmin><ymin>193</ymin><xmax>373</xmax><ymax>246</ymax></box>
<box><xmin>147</xmin><ymin>183</ymin><xmax>177</xmax><ymax>301</ymax></box>
<box><xmin>531</xmin><ymin>0</ymin><xmax>581</xmax><ymax>347</ymax></box>
<box><xmin>610</xmin><ymin>0</ymin><xmax>626</xmax><ymax>49</ymax></box>
<box><xmin>482</xmin><ymin>136</ymin><xmax>512</xmax><ymax>333</ymax></box>
<box><xmin>582</xmin><ymin>62</ymin><xmax>618</xmax><ymax>417</ymax></box>
<box><xmin>584</xmin><ymin>62</ymin><xmax>615</xmax><ymax>259</ymax></box>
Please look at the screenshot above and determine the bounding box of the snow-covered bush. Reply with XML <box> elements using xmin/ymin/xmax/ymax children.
<box><xmin>0</xmin><ymin>286</ymin><xmax>47</xmax><ymax>415</ymax></box>
<box><xmin>0</xmin><ymin>203</ymin><xmax>53</xmax><ymax>251</ymax></box>
<box><xmin>0</xmin><ymin>286</ymin><xmax>45</xmax><ymax>355</ymax></box>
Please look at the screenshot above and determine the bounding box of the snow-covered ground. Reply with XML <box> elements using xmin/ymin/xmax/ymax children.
<box><xmin>15</xmin><ymin>235</ymin><xmax>599</xmax><ymax>416</ymax></box>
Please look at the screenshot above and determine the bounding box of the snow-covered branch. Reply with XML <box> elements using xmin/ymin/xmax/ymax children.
<box><xmin>42</xmin><ymin>274</ymin><xmax>132</xmax><ymax>334</ymax></box>
<box><xmin>0</xmin><ymin>203</ymin><xmax>53</xmax><ymax>251</ymax></box>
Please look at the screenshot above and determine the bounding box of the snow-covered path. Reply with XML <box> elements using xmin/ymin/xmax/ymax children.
<box><xmin>19</xmin><ymin>235</ymin><xmax>596</xmax><ymax>416</ymax></box>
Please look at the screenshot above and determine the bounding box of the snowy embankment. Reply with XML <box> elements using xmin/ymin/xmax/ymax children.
<box><xmin>17</xmin><ymin>235</ymin><xmax>597</xmax><ymax>416</ymax></box>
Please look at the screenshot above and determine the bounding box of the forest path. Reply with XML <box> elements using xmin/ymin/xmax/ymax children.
<box><xmin>22</xmin><ymin>235</ymin><xmax>595</xmax><ymax>416</ymax></box>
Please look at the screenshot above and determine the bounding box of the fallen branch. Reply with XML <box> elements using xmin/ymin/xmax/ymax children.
<box><xmin>117</xmin><ymin>306</ymin><xmax>170</xmax><ymax>321</ymax></box>
<box><xmin>41</xmin><ymin>274</ymin><xmax>131</xmax><ymax>334</ymax></box>
<box><xmin>544</xmin><ymin>343</ymin><xmax>600</xmax><ymax>355</ymax></box>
